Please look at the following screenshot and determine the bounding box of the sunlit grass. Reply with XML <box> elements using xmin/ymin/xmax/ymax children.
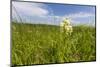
<box><xmin>12</xmin><ymin>22</ymin><xmax>96</xmax><ymax>66</ymax></box>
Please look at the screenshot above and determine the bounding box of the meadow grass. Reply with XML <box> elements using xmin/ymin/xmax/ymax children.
<box><xmin>11</xmin><ymin>22</ymin><xmax>96</xmax><ymax>65</ymax></box>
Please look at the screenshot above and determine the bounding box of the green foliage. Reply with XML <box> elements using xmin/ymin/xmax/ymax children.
<box><xmin>12</xmin><ymin>22</ymin><xmax>96</xmax><ymax>65</ymax></box>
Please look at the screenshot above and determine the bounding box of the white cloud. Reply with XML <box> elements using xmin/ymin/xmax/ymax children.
<box><xmin>12</xmin><ymin>1</ymin><xmax>49</xmax><ymax>17</ymax></box>
<box><xmin>62</xmin><ymin>12</ymin><xmax>95</xmax><ymax>26</ymax></box>
<box><xmin>64</xmin><ymin>12</ymin><xmax>95</xmax><ymax>19</ymax></box>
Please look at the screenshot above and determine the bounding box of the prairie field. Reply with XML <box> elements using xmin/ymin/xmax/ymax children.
<box><xmin>11</xmin><ymin>22</ymin><xmax>96</xmax><ymax>66</ymax></box>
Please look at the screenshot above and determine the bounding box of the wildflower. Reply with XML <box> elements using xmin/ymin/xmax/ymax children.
<box><xmin>60</xmin><ymin>18</ymin><xmax>73</xmax><ymax>35</ymax></box>
<box><xmin>65</xmin><ymin>25</ymin><xmax>73</xmax><ymax>34</ymax></box>
<box><xmin>63</xmin><ymin>18</ymin><xmax>70</xmax><ymax>25</ymax></box>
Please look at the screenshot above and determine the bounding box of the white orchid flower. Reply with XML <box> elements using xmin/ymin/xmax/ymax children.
<box><xmin>60</xmin><ymin>18</ymin><xmax>73</xmax><ymax>35</ymax></box>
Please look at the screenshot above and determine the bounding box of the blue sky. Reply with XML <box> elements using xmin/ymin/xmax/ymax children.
<box><xmin>12</xmin><ymin>1</ymin><xmax>96</xmax><ymax>26</ymax></box>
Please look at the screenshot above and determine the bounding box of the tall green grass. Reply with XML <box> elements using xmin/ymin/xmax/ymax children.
<box><xmin>12</xmin><ymin>22</ymin><xmax>96</xmax><ymax>65</ymax></box>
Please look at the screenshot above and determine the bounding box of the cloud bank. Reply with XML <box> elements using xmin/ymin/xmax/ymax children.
<box><xmin>63</xmin><ymin>12</ymin><xmax>95</xmax><ymax>26</ymax></box>
<box><xmin>12</xmin><ymin>1</ymin><xmax>49</xmax><ymax>17</ymax></box>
